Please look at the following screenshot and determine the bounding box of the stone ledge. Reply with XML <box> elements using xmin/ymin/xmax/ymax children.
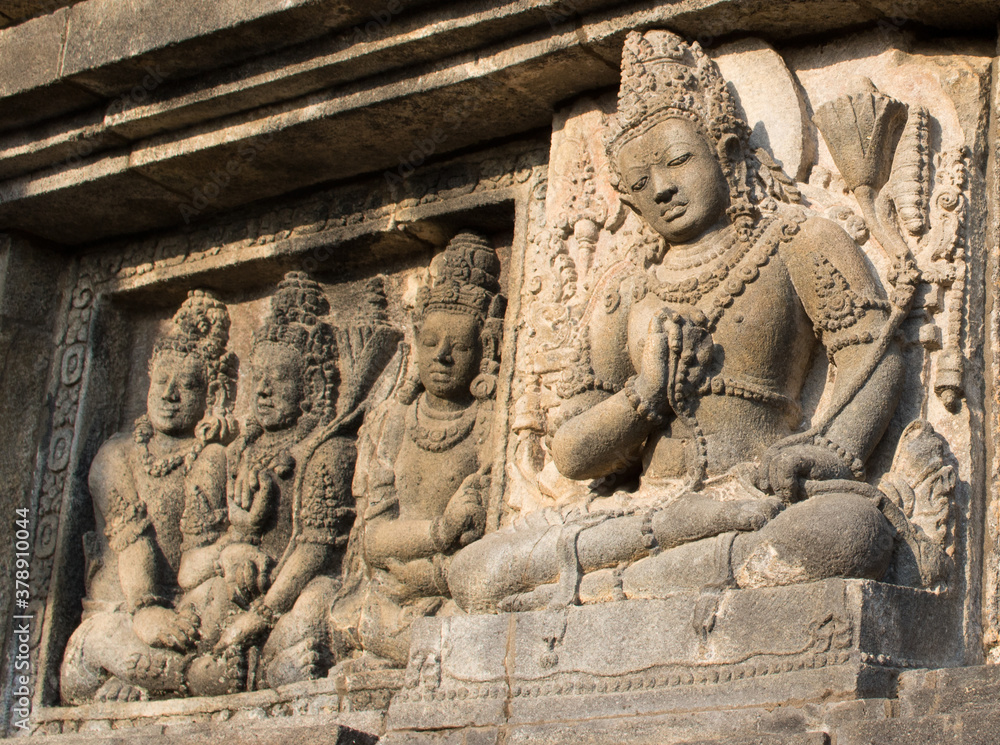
<box><xmin>26</xmin><ymin>720</ymin><xmax>378</xmax><ymax>745</ymax></box>
<box><xmin>0</xmin><ymin>0</ymin><xmax>609</xmax><ymax>183</ymax></box>
<box><xmin>896</xmin><ymin>664</ymin><xmax>1000</xmax><ymax>717</ymax></box>
<box><xmin>0</xmin><ymin>0</ymin><xmax>449</xmax><ymax>131</ymax></box>
<box><xmin>30</xmin><ymin>670</ymin><xmax>402</xmax><ymax>738</ymax></box>
<box><xmin>0</xmin><ymin>2</ymin><xmax>81</xmax><ymax>30</ymax></box>
<box><xmin>1</xmin><ymin>1</ymin><xmax>999</xmax><ymax>245</ymax></box>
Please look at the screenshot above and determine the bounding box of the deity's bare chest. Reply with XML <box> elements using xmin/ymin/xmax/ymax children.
<box><xmin>394</xmin><ymin>410</ymin><xmax>482</xmax><ymax>520</ymax></box>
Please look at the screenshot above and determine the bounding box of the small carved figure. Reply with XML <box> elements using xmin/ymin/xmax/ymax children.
<box><xmin>325</xmin><ymin>231</ymin><xmax>505</xmax><ymax>668</ymax></box>
<box><xmin>448</xmin><ymin>30</ymin><xmax>912</xmax><ymax>613</ymax></box>
<box><xmin>61</xmin><ymin>291</ymin><xmax>240</xmax><ymax>703</ymax></box>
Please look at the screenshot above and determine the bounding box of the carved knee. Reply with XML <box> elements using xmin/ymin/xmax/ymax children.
<box><xmin>60</xmin><ymin>615</ymin><xmax>109</xmax><ymax>705</ymax></box>
<box><xmin>447</xmin><ymin>534</ymin><xmax>510</xmax><ymax>613</ymax></box>
<box><xmin>734</xmin><ymin>493</ymin><xmax>894</xmax><ymax>589</ymax></box>
<box><xmin>448</xmin><ymin>527</ymin><xmax>558</xmax><ymax>614</ymax></box>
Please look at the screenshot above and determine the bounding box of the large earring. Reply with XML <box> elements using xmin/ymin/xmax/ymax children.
<box><xmin>470</xmin><ymin>373</ymin><xmax>497</xmax><ymax>401</ymax></box>
<box><xmin>471</xmin><ymin>355</ymin><xmax>500</xmax><ymax>401</ymax></box>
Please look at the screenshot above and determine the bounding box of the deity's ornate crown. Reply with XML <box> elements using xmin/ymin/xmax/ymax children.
<box><xmin>154</xmin><ymin>289</ymin><xmax>232</xmax><ymax>365</ymax></box>
<box><xmin>605</xmin><ymin>29</ymin><xmax>750</xmax><ymax>162</ymax></box>
<box><xmin>416</xmin><ymin>231</ymin><xmax>505</xmax><ymax>322</ymax></box>
<box><xmin>254</xmin><ymin>272</ymin><xmax>337</xmax><ymax>365</ymax></box>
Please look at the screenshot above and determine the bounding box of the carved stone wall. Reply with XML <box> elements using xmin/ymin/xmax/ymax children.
<box><xmin>2</xmin><ymin>2</ymin><xmax>1000</xmax><ymax>744</ymax></box>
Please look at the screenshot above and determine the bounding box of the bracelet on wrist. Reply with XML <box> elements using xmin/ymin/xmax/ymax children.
<box><xmin>226</xmin><ymin>526</ymin><xmax>262</xmax><ymax>546</ymax></box>
<box><xmin>624</xmin><ymin>376</ymin><xmax>667</xmax><ymax>427</ymax></box>
<box><xmin>132</xmin><ymin>593</ymin><xmax>168</xmax><ymax>613</ymax></box>
<box><xmin>812</xmin><ymin>434</ymin><xmax>865</xmax><ymax>480</ymax></box>
<box><xmin>431</xmin><ymin>553</ymin><xmax>451</xmax><ymax>596</ymax></box>
<box><xmin>430</xmin><ymin>517</ymin><xmax>452</xmax><ymax>553</ymax></box>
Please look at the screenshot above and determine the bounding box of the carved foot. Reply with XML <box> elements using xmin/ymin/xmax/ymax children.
<box><xmin>727</xmin><ymin>498</ymin><xmax>785</xmax><ymax>531</ymax></box>
<box><xmin>185</xmin><ymin>653</ymin><xmax>246</xmax><ymax>697</ymax></box>
<box><xmin>95</xmin><ymin>677</ymin><xmax>149</xmax><ymax>703</ymax></box>
<box><xmin>265</xmin><ymin>638</ymin><xmax>329</xmax><ymax>688</ymax></box>
<box><xmin>498</xmin><ymin>583</ymin><xmax>560</xmax><ymax>612</ymax></box>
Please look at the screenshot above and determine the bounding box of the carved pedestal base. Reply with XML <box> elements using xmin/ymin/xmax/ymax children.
<box><xmin>384</xmin><ymin>580</ymin><xmax>956</xmax><ymax>743</ymax></box>
<box><xmin>31</xmin><ymin>669</ymin><xmax>403</xmax><ymax>739</ymax></box>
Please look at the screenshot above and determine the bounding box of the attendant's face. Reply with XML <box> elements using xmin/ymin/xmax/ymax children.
<box><xmin>616</xmin><ymin>117</ymin><xmax>731</xmax><ymax>245</ymax></box>
<box><xmin>147</xmin><ymin>352</ymin><xmax>207</xmax><ymax>436</ymax></box>
<box><xmin>251</xmin><ymin>342</ymin><xmax>305</xmax><ymax>431</ymax></box>
<box><xmin>416</xmin><ymin>311</ymin><xmax>481</xmax><ymax>400</ymax></box>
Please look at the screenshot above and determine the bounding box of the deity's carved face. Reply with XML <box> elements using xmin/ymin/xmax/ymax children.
<box><xmin>147</xmin><ymin>351</ymin><xmax>208</xmax><ymax>437</ymax></box>
<box><xmin>416</xmin><ymin>311</ymin><xmax>481</xmax><ymax>402</ymax></box>
<box><xmin>251</xmin><ymin>341</ymin><xmax>306</xmax><ymax>431</ymax></box>
<box><xmin>616</xmin><ymin>117</ymin><xmax>731</xmax><ymax>245</ymax></box>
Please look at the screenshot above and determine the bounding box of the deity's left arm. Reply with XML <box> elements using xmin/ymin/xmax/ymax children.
<box><xmin>781</xmin><ymin>216</ymin><xmax>905</xmax><ymax>462</ymax></box>
<box><xmin>366</xmin><ymin>465</ymin><xmax>490</xmax><ymax>568</ymax></box>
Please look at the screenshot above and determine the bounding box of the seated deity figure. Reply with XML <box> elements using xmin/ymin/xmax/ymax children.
<box><xmin>214</xmin><ymin>272</ymin><xmax>357</xmax><ymax>688</ymax></box>
<box><xmin>61</xmin><ymin>291</ymin><xmax>241</xmax><ymax>703</ymax></box>
<box><xmin>448</xmin><ymin>30</ymin><xmax>905</xmax><ymax>613</ymax></box>
<box><xmin>323</xmin><ymin>231</ymin><xmax>506</xmax><ymax>668</ymax></box>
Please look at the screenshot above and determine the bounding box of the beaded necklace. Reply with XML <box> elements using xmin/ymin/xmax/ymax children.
<box><xmin>133</xmin><ymin>415</ymin><xmax>205</xmax><ymax>478</ymax></box>
<box><xmin>637</xmin><ymin>212</ymin><xmax>805</xmax><ymax>487</ymax></box>
<box><xmin>645</xmin><ymin>216</ymin><xmax>772</xmax><ymax>308</ymax></box>
<box><xmin>406</xmin><ymin>394</ymin><xmax>478</xmax><ymax>453</ymax></box>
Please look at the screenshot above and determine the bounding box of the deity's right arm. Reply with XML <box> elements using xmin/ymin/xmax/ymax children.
<box><xmin>550</xmin><ymin>393</ymin><xmax>659</xmax><ymax>480</ymax></box>
<box><xmin>88</xmin><ymin>435</ymin><xmax>159</xmax><ymax>610</ymax></box>
<box><xmin>550</xmin><ymin>273</ymin><xmax>660</xmax><ymax>481</ymax></box>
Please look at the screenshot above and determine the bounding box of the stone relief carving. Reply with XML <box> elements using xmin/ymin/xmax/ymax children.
<box><xmin>449</xmin><ymin>30</ymin><xmax>961</xmax><ymax>615</ymax></box>
<box><xmin>32</xmin><ymin>22</ymin><xmax>987</xmax><ymax>733</ymax></box>
<box><xmin>323</xmin><ymin>231</ymin><xmax>506</xmax><ymax>670</ymax></box>
<box><xmin>215</xmin><ymin>272</ymin><xmax>400</xmax><ymax>691</ymax></box>
<box><xmin>24</xmin><ymin>137</ymin><xmax>547</xmax><ymax>705</ymax></box>
<box><xmin>61</xmin><ymin>290</ymin><xmax>240</xmax><ymax>703</ymax></box>
<box><xmin>59</xmin><ymin>273</ymin><xmax>401</xmax><ymax>702</ymax></box>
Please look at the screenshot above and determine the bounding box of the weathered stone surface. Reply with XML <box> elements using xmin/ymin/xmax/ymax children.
<box><xmin>0</xmin><ymin>1</ymin><xmax>80</xmax><ymax>27</ymax></box>
<box><xmin>896</xmin><ymin>664</ymin><xmax>1000</xmax><ymax>718</ymax></box>
<box><xmin>714</xmin><ymin>38</ymin><xmax>813</xmax><ymax>183</ymax></box>
<box><xmin>27</xmin><ymin>720</ymin><xmax>377</xmax><ymax>745</ymax></box>
<box><xmin>0</xmin><ymin>235</ymin><xmax>68</xmax><ymax>735</ymax></box>
<box><xmin>0</xmin><ymin>8</ymin><xmax>69</xmax><ymax>99</ymax></box>
<box><xmin>1</xmin><ymin>2</ymin><xmax>999</xmax><ymax>743</ymax></box>
<box><xmin>0</xmin><ymin>0</ymin><xmax>444</xmax><ymax>130</ymax></box>
<box><xmin>385</xmin><ymin>580</ymin><xmax>952</xmax><ymax>737</ymax></box>
<box><xmin>0</xmin><ymin>1</ymin><xmax>998</xmax><ymax>243</ymax></box>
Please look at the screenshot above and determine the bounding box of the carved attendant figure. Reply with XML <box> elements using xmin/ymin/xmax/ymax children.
<box><xmin>61</xmin><ymin>291</ymin><xmax>240</xmax><ymax>703</ymax></box>
<box><xmin>328</xmin><ymin>231</ymin><xmax>505</xmax><ymax>667</ymax></box>
<box><xmin>215</xmin><ymin>272</ymin><xmax>356</xmax><ymax>688</ymax></box>
<box><xmin>449</xmin><ymin>31</ymin><xmax>905</xmax><ymax>612</ymax></box>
